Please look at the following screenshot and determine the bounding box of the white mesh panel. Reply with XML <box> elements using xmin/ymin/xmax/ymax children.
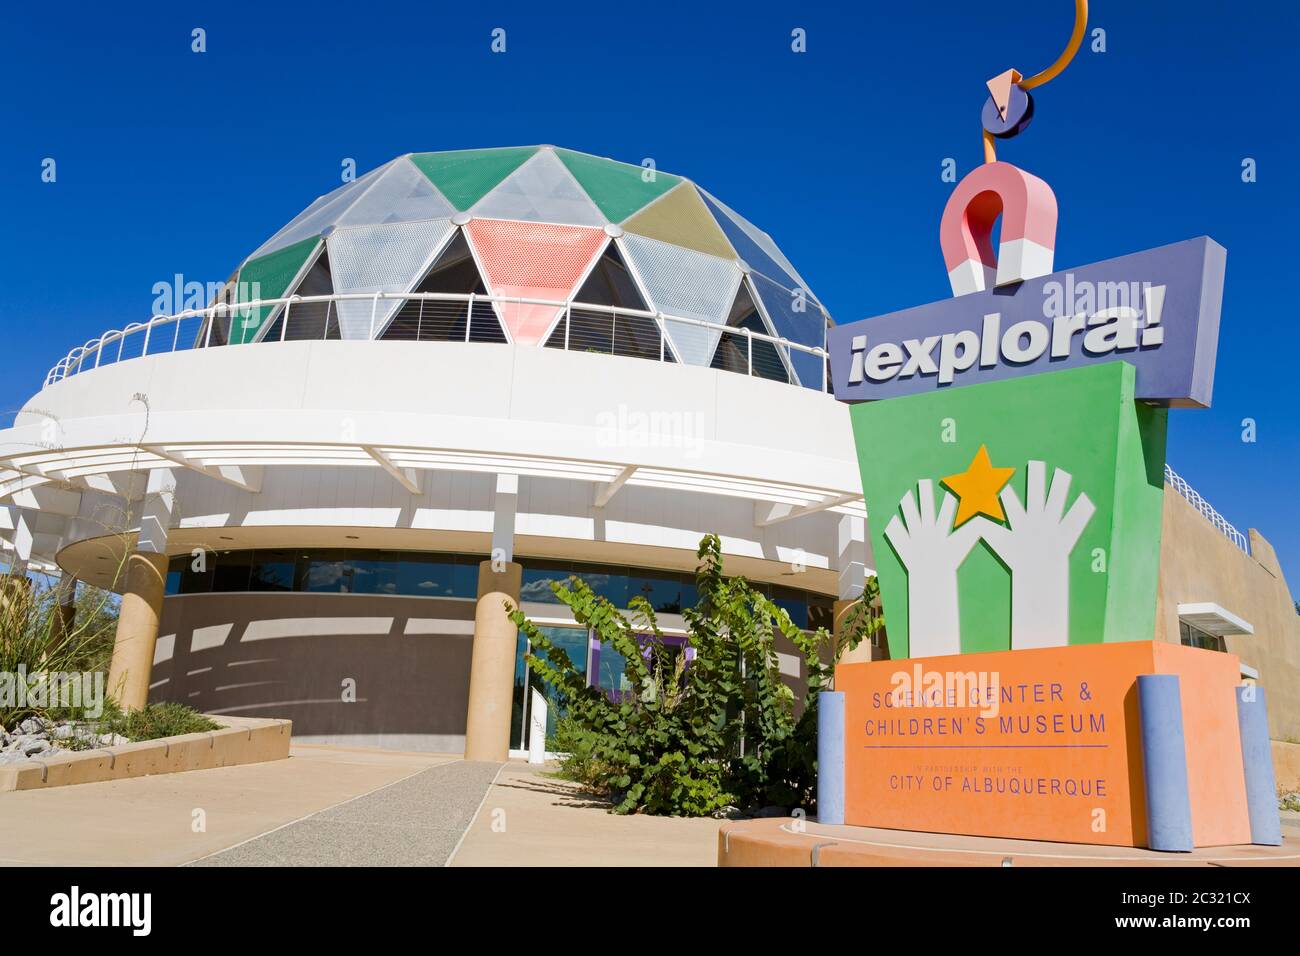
<box><xmin>248</xmin><ymin>162</ymin><xmax>391</xmax><ymax>260</ymax></box>
<box><xmin>472</xmin><ymin>150</ymin><xmax>605</xmax><ymax>226</ymax></box>
<box><xmin>620</xmin><ymin>234</ymin><xmax>741</xmax><ymax>366</ymax></box>
<box><xmin>328</xmin><ymin>219</ymin><xmax>457</xmax><ymax>340</ymax></box>
<box><xmin>337</xmin><ymin>157</ymin><xmax>455</xmax><ymax>227</ymax></box>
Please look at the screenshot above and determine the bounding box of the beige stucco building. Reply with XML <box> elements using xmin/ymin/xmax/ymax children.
<box><xmin>1155</xmin><ymin>484</ymin><xmax>1300</xmax><ymax>744</ymax></box>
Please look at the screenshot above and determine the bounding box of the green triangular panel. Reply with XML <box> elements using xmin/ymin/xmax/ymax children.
<box><xmin>409</xmin><ymin>147</ymin><xmax>538</xmax><ymax>211</ymax></box>
<box><xmin>554</xmin><ymin>148</ymin><xmax>681</xmax><ymax>223</ymax></box>
<box><xmin>232</xmin><ymin>236</ymin><xmax>319</xmax><ymax>344</ymax></box>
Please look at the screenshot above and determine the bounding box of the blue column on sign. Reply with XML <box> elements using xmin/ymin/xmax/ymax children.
<box><xmin>1136</xmin><ymin>674</ymin><xmax>1194</xmax><ymax>852</ymax></box>
<box><xmin>818</xmin><ymin>690</ymin><xmax>845</xmax><ymax>825</ymax></box>
<box><xmin>1236</xmin><ymin>684</ymin><xmax>1283</xmax><ymax>846</ymax></box>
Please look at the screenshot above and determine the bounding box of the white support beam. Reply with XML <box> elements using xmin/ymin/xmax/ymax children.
<box><xmin>74</xmin><ymin>470</ymin><xmax>148</xmax><ymax>499</ymax></box>
<box><xmin>754</xmin><ymin>492</ymin><xmax>861</xmax><ymax>528</ymax></box>
<box><xmin>138</xmin><ymin>468</ymin><xmax>175</xmax><ymax>554</ymax></box>
<box><xmin>8</xmin><ymin>507</ymin><xmax>34</xmax><ymax>576</ymax></box>
<box><xmin>363</xmin><ymin>445</ymin><xmax>422</xmax><ymax>495</ymax></box>
<box><xmin>836</xmin><ymin>513</ymin><xmax>867</xmax><ymax>601</ymax></box>
<box><xmin>9</xmin><ymin>485</ymin><xmax>83</xmax><ymax>517</ymax></box>
<box><xmin>144</xmin><ymin>445</ymin><xmax>263</xmax><ymax>493</ymax></box>
<box><xmin>492</xmin><ymin>473</ymin><xmax>518</xmax><ymax>564</ymax></box>
<box><xmin>593</xmin><ymin>464</ymin><xmax>637</xmax><ymax>508</ymax></box>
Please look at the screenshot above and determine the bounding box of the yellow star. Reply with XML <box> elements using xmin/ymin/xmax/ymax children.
<box><xmin>942</xmin><ymin>445</ymin><xmax>1016</xmax><ymax>528</ymax></box>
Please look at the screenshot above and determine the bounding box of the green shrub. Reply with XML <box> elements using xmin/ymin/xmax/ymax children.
<box><xmin>96</xmin><ymin>699</ymin><xmax>221</xmax><ymax>741</ymax></box>
<box><xmin>511</xmin><ymin>533</ymin><xmax>879</xmax><ymax>816</ymax></box>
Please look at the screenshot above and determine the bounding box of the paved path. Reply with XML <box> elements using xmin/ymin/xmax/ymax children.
<box><xmin>449</xmin><ymin>762</ymin><xmax>719</xmax><ymax>866</ymax></box>
<box><xmin>0</xmin><ymin>745</ymin><xmax>461</xmax><ymax>866</ymax></box>
<box><xmin>193</xmin><ymin>759</ymin><xmax>501</xmax><ymax>866</ymax></box>
<box><xmin>0</xmin><ymin>745</ymin><xmax>719</xmax><ymax>867</ymax></box>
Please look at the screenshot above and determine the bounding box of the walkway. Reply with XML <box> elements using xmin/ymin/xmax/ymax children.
<box><xmin>0</xmin><ymin>745</ymin><xmax>720</xmax><ymax>867</ymax></box>
<box><xmin>194</xmin><ymin>758</ymin><xmax>502</xmax><ymax>867</ymax></box>
<box><xmin>0</xmin><ymin>745</ymin><xmax>465</xmax><ymax>866</ymax></box>
<box><xmin>449</xmin><ymin>762</ymin><xmax>719</xmax><ymax>866</ymax></box>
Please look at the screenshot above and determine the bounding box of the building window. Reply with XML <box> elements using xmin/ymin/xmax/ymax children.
<box><xmin>163</xmin><ymin>548</ymin><xmax>835</xmax><ymax>630</ymax></box>
<box><xmin>510</xmin><ymin>625</ymin><xmax>588</xmax><ymax>750</ymax></box>
<box><xmin>1179</xmin><ymin>620</ymin><xmax>1225</xmax><ymax>653</ymax></box>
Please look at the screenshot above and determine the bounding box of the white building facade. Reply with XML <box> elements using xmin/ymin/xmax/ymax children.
<box><xmin>0</xmin><ymin>148</ymin><xmax>872</xmax><ymax>756</ymax></box>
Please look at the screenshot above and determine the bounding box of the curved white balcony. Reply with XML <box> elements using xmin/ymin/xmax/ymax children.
<box><xmin>45</xmin><ymin>292</ymin><xmax>831</xmax><ymax>392</ymax></box>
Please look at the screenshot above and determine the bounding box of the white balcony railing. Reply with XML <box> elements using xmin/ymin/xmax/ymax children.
<box><xmin>1164</xmin><ymin>463</ymin><xmax>1249</xmax><ymax>554</ymax></box>
<box><xmin>43</xmin><ymin>292</ymin><xmax>830</xmax><ymax>392</ymax></box>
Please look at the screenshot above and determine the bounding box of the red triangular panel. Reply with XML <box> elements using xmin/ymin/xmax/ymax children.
<box><xmin>464</xmin><ymin>219</ymin><xmax>607</xmax><ymax>345</ymax></box>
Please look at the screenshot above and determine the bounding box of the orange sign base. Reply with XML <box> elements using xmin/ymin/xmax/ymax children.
<box><xmin>836</xmin><ymin>641</ymin><xmax>1251</xmax><ymax>848</ymax></box>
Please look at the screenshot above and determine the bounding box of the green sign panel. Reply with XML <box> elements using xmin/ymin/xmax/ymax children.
<box><xmin>851</xmin><ymin>361</ymin><xmax>1167</xmax><ymax>659</ymax></box>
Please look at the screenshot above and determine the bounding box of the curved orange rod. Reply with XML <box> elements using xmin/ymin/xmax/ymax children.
<box><xmin>1020</xmin><ymin>0</ymin><xmax>1089</xmax><ymax>90</ymax></box>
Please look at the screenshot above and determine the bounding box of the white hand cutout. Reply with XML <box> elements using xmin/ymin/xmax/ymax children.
<box><xmin>884</xmin><ymin>479</ymin><xmax>984</xmax><ymax>657</ymax></box>
<box><xmin>978</xmin><ymin>460</ymin><xmax>1095</xmax><ymax>649</ymax></box>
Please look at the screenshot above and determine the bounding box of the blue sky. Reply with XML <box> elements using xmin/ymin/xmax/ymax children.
<box><xmin>2</xmin><ymin>1</ymin><xmax>1297</xmax><ymax>579</ymax></box>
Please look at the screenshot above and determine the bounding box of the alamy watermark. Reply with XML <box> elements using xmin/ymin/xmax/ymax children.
<box><xmin>1</xmin><ymin>666</ymin><xmax>105</xmax><ymax>719</ymax></box>
<box><xmin>886</xmin><ymin>662</ymin><xmax>1002</xmax><ymax>718</ymax></box>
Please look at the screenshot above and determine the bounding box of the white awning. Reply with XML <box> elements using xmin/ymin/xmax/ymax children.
<box><xmin>1177</xmin><ymin>602</ymin><xmax>1254</xmax><ymax>637</ymax></box>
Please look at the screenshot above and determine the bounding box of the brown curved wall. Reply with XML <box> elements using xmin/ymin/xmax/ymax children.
<box><xmin>150</xmin><ymin>591</ymin><xmax>476</xmax><ymax>752</ymax></box>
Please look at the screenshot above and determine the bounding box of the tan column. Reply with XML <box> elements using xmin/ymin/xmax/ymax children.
<box><xmin>50</xmin><ymin>578</ymin><xmax>76</xmax><ymax>644</ymax></box>
<box><xmin>836</xmin><ymin>596</ymin><xmax>890</xmax><ymax>665</ymax></box>
<box><xmin>0</xmin><ymin>573</ymin><xmax>32</xmax><ymax>623</ymax></box>
<box><xmin>463</xmin><ymin>560</ymin><xmax>522</xmax><ymax>762</ymax></box>
<box><xmin>835</xmin><ymin>598</ymin><xmax>869</xmax><ymax>665</ymax></box>
<box><xmin>105</xmin><ymin>551</ymin><xmax>169</xmax><ymax>711</ymax></box>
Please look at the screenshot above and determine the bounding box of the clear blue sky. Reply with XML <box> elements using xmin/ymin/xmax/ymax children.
<box><xmin>2</xmin><ymin>1</ymin><xmax>1297</xmax><ymax>579</ymax></box>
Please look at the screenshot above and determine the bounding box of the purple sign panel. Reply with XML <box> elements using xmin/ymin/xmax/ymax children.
<box><xmin>829</xmin><ymin>237</ymin><xmax>1225</xmax><ymax>408</ymax></box>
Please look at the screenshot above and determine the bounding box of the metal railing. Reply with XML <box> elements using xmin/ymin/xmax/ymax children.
<box><xmin>1164</xmin><ymin>463</ymin><xmax>1249</xmax><ymax>554</ymax></box>
<box><xmin>44</xmin><ymin>292</ymin><xmax>831</xmax><ymax>391</ymax></box>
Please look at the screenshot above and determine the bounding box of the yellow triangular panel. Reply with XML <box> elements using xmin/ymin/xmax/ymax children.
<box><xmin>622</xmin><ymin>183</ymin><xmax>736</xmax><ymax>260</ymax></box>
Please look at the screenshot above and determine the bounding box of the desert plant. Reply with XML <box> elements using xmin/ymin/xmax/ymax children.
<box><xmin>0</xmin><ymin>569</ymin><xmax>122</xmax><ymax>728</ymax></box>
<box><xmin>97</xmin><ymin>699</ymin><xmax>220</xmax><ymax>741</ymax></box>
<box><xmin>510</xmin><ymin>533</ymin><xmax>879</xmax><ymax>815</ymax></box>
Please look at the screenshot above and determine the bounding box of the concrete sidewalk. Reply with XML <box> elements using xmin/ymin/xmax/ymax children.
<box><xmin>449</xmin><ymin>762</ymin><xmax>720</xmax><ymax>866</ymax></box>
<box><xmin>193</xmin><ymin>758</ymin><xmax>501</xmax><ymax>866</ymax></box>
<box><xmin>0</xmin><ymin>744</ymin><xmax>457</xmax><ymax>866</ymax></box>
<box><xmin>0</xmin><ymin>745</ymin><xmax>720</xmax><ymax>867</ymax></box>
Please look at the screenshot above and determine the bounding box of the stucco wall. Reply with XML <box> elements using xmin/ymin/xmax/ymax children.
<box><xmin>1155</xmin><ymin>486</ymin><xmax>1300</xmax><ymax>742</ymax></box>
<box><xmin>151</xmin><ymin>591</ymin><xmax>476</xmax><ymax>752</ymax></box>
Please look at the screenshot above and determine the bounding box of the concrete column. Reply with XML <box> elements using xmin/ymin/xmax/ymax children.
<box><xmin>1136</xmin><ymin>674</ymin><xmax>1194</xmax><ymax>851</ymax></box>
<box><xmin>105</xmin><ymin>551</ymin><xmax>169</xmax><ymax>710</ymax></box>
<box><xmin>51</xmin><ymin>576</ymin><xmax>77</xmax><ymax>644</ymax></box>
<box><xmin>817</xmin><ymin>691</ymin><xmax>846</xmax><ymax>824</ymax></box>
<box><xmin>463</xmin><ymin>559</ymin><xmax>522</xmax><ymax>761</ymax></box>
<box><xmin>464</xmin><ymin>472</ymin><xmax>523</xmax><ymax>761</ymax></box>
<box><xmin>1236</xmin><ymin>685</ymin><xmax>1283</xmax><ymax>845</ymax></box>
<box><xmin>105</xmin><ymin>469</ymin><xmax>174</xmax><ymax>711</ymax></box>
<box><xmin>836</xmin><ymin>514</ymin><xmax>876</xmax><ymax>665</ymax></box>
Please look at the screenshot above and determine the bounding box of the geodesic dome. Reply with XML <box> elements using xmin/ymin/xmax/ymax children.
<box><xmin>223</xmin><ymin>146</ymin><xmax>831</xmax><ymax>388</ymax></box>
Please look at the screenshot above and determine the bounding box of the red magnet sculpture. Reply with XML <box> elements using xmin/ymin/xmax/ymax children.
<box><xmin>940</xmin><ymin>1</ymin><xmax>1087</xmax><ymax>297</ymax></box>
